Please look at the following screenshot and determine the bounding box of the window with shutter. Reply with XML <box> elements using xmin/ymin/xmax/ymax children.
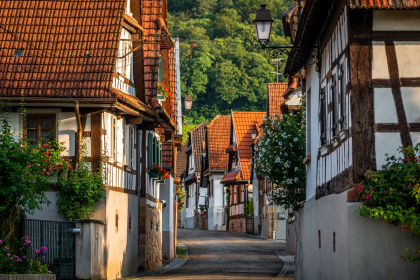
<box><xmin>339</xmin><ymin>63</ymin><xmax>346</xmax><ymax>131</ymax></box>
<box><xmin>320</xmin><ymin>88</ymin><xmax>327</xmax><ymax>145</ymax></box>
<box><xmin>147</xmin><ymin>133</ymin><xmax>154</xmax><ymax>168</ymax></box>
<box><xmin>159</xmin><ymin>141</ymin><xmax>162</xmax><ymax>167</ymax></box>
<box><xmin>332</xmin><ymin>74</ymin><xmax>339</xmax><ymax>137</ymax></box>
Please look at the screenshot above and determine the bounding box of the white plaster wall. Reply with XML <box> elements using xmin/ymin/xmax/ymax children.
<box><xmin>375</xmin><ymin>133</ymin><xmax>402</xmax><ymax>169</ymax></box>
<box><xmin>26</xmin><ymin>192</ymin><xmax>68</xmax><ymax>221</ymax></box>
<box><xmin>105</xmin><ymin>190</ymin><xmax>139</xmax><ymax>279</ymax></box>
<box><xmin>372</xmin><ymin>41</ymin><xmax>389</xmax><ymax>79</ymax></box>
<box><xmin>57</xmin><ymin>112</ymin><xmax>76</xmax><ymax>157</ymax></box>
<box><xmin>161</xmin><ymin>177</ymin><xmax>175</xmax><ymax>260</ymax></box>
<box><xmin>348</xmin><ymin>203</ymin><xmax>420</xmax><ymax>280</ymax></box>
<box><xmin>297</xmin><ymin>192</ymin><xmax>420</xmax><ymax>280</ymax></box>
<box><xmin>411</xmin><ymin>132</ymin><xmax>420</xmax><ymax>146</ymax></box>
<box><xmin>208</xmin><ymin>174</ymin><xmax>225</xmax><ymax>231</ymax></box>
<box><xmin>298</xmin><ymin>193</ymin><xmax>349</xmax><ymax>280</ymax></box>
<box><xmin>7</xmin><ymin>112</ymin><xmax>20</xmax><ymax>140</ymax></box>
<box><xmin>401</xmin><ymin>87</ymin><xmax>420</xmax><ymax>123</ymax></box>
<box><xmin>395</xmin><ymin>42</ymin><xmax>420</xmax><ymax>78</ymax></box>
<box><xmin>374</xmin><ymin>88</ymin><xmax>398</xmax><ymax>123</ymax></box>
<box><xmin>306</xmin><ymin>63</ymin><xmax>320</xmax><ymax>200</ymax></box>
<box><xmin>373</xmin><ymin>10</ymin><xmax>420</xmax><ymax>31</ymax></box>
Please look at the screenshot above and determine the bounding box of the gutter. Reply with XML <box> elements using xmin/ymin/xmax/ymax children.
<box><xmin>74</xmin><ymin>101</ymin><xmax>82</xmax><ymax>162</ymax></box>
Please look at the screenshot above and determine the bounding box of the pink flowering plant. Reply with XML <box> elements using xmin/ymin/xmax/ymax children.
<box><xmin>0</xmin><ymin>102</ymin><xmax>71</xmax><ymax>242</ymax></box>
<box><xmin>0</xmin><ymin>236</ymin><xmax>50</xmax><ymax>274</ymax></box>
<box><xmin>253</xmin><ymin>97</ymin><xmax>306</xmax><ymax>212</ymax></box>
<box><xmin>359</xmin><ymin>144</ymin><xmax>420</xmax><ymax>265</ymax></box>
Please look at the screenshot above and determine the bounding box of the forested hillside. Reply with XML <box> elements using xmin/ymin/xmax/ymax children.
<box><xmin>168</xmin><ymin>0</ymin><xmax>293</xmax><ymax>124</ymax></box>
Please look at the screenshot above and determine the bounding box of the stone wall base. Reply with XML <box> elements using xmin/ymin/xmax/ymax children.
<box><xmin>139</xmin><ymin>198</ymin><xmax>162</xmax><ymax>272</ymax></box>
<box><xmin>229</xmin><ymin>217</ymin><xmax>246</xmax><ymax>233</ymax></box>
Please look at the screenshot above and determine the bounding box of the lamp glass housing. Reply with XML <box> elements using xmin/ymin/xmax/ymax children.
<box><xmin>184</xmin><ymin>93</ymin><xmax>193</xmax><ymax>111</ymax></box>
<box><xmin>253</xmin><ymin>4</ymin><xmax>274</xmax><ymax>43</ymax></box>
<box><xmin>251</xmin><ymin>127</ymin><xmax>257</xmax><ymax>140</ymax></box>
<box><xmin>254</xmin><ymin>21</ymin><xmax>272</xmax><ymax>42</ymax></box>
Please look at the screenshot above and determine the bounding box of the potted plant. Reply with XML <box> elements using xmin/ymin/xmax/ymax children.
<box><xmin>200</xmin><ymin>206</ymin><xmax>205</xmax><ymax>215</ymax></box>
<box><xmin>157</xmin><ymin>82</ymin><xmax>170</xmax><ymax>100</ymax></box>
<box><xmin>149</xmin><ymin>164</ymin><xmax>170</xmax><ymax>182</ymax></box>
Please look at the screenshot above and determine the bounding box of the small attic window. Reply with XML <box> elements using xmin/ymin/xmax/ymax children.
<box><xmin>14</xmin><ymin>49</ymin><xmax>24</xmax><ymax>57</ymax></box>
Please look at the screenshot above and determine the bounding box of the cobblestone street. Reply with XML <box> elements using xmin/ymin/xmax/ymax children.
<box><xmin>145</xmin><ymin>229</ymin><xmax>293</xmax><ymax>280</ymax></box>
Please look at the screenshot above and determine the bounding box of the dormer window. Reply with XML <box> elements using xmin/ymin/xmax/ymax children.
<box><xmin>14</xmin><ymin>49</ymin><xmax>24</xmax><ymax>57</ymax></box>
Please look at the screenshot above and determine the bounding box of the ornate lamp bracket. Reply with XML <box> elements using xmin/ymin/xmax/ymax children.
<box><xmin>260</xmin><ymin>43</ymin><xmax>319</xmax><ymax>68</ymax></box>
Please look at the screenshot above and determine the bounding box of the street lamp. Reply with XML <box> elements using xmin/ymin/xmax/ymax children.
<box><xmin>251</xmin><ymin>127</ymin><xmax>257</xmax><ymax>140</ymax></box>
<box><xmin>253</xmin><ymin>4</ymin><xmax>319</xmax><ymax>63</ymax></box>
<box><xmin>184</xmin><ymin>93</ymin><xmax>193</xmax><ymax>113</ymax></box>
<box><xmin>253</xmin><ymin>4</ymin><xmax>273</xmax><ymax>46</ymax></box>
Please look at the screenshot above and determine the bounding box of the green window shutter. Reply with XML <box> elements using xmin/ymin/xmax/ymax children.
<box><xmin>147</xmin><ymin>133</ymin><xmax>153</xmax><ymax>168</ymax></box>
<box><xmin>157</xmin><ymin>55</ymin><xmax>162</xmax><ymax>95</ymax></box>
<box><xmin>159</xmin><ymin>141</ymin><xmax>162</xmax><ymax>167</ymax></box>
<box><xmin>153</xmin><ymin>137</ymin><xmax>157</xmax><ymax>165</ymax></box>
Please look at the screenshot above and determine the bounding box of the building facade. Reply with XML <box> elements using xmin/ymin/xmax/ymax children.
<box><xmin>0</xmin><ymin>0</ymin><xmax>182</xmax><ymax>278</ymax></box>
<box><xmin>282</xmin><ymin>0</ymin><xmax>420</xmax><ymax>279</ymax></box>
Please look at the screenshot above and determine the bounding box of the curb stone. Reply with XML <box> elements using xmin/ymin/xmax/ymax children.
<box><xmin>275</xmin><ymin>251</ymin><xmax>295</xmax><ymax>279</ymax></box>
<box><xmin>121</xmin><ymin>244</ymin><xmax>188</xmax><ymax>279</ymax></box>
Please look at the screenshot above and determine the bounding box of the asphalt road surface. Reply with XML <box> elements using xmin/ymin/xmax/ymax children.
<box><xmin>146</xmin><ymin>229</ymin><xmax>287</xmax><ymax>280</ymax></box>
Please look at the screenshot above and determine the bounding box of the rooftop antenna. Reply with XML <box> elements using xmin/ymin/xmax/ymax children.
<box><xmin>270</xmin><ymin>58</ymin><xmax>285</xmax><ymax>82</ymax></box>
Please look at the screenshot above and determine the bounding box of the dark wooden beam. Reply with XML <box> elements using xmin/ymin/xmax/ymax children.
<box><xmin>385</xmin><ymin>40</ymin><xmax>412</xmax><ymax>148</ymax></box>
<box><xmin>349</xmin><ymin>9</ymin><xmax>376</xmax><ymax>182</ymax></box>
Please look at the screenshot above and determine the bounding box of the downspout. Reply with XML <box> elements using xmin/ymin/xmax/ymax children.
<box><xmin>245</xmin><ymin>184</ymin><xmax>248</xmax><ymax>233</ymax></box>
<box><xmin>74</xmin><ymin>101</ymin><xmax>82</xmax><ymax>163</ymax></box>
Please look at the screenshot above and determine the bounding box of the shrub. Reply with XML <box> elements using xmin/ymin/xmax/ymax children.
<box><xmin>56</xmin><ymin>155</ymin><xmax>106</xmax><ymax>221</ymax></box>
<box><xmin>253</xmin><ymin>100</ymin><xmax>306</xmax><ymax>212</ymax></box>
<box><xmin>359</xmin><ymin>144</ymin><xmax>420</xmax><ymax>264</ymax></box>
<box><xmin>0</xmin><ymin>103</ymin><xmax>69</xmax><ymax>241</ymax></box>
<box><xmin>0</xmin><ymin>236</ymin><xmax>50</xmax><ymax>274</ymax></box>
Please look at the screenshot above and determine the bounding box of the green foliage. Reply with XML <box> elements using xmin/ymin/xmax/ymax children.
<box><xmin>359</xmin><ymin>144</ymin><xmax>420</xmax><ymax>265</ymax></box>
<box><xmin>0</xmin><ymin>103</ymin><xmax>69</xmax><ymax>241</ymax></box>
<box><xmin>56</xmin><ymin>152</ymin><xmax>106</xmax><ymax>221</ymax></box>
<box><xmin>254</xmin><ymin>99</ymin><xmax>306</xmax><ymax>212</ymax></box>
<box><xmin>176</xmin><ymin>184</ymin><xmax>186</xmax><ymax>213</ymax></box>
<box><xmin>168</xmin><ymin>0</ymin><xmax>293</xmax><ymax>120</ymax></box>
<box><xmin>0</xmin><ymin>236</ymin><xmax>51</xmax><ymax>274</ymax></box>
<box><xmin>244</xmin><ymin>197</ymin><xmax>254</xmax><ymax>217</ymax></box>
<box><xmin>176</xmin><ymin>245</ymin><xmax>187</xmax><ymax>259</ymax></box>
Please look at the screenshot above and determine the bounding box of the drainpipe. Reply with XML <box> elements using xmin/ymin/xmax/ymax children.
<box><xmin>74</xmin><ymin>101</ymin><xmax>82</xmax><ymax>163</ymax></box>
<box><xmin>245</xmin><ymin>184</ymin><xmax>248</xmax><ymax>233</ymax></box>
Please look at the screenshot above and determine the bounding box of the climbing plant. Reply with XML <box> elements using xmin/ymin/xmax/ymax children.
<box><xmin>253</xmin><ymin>98</ymin><xmax>306</xmax><ymax>212</ymax></box>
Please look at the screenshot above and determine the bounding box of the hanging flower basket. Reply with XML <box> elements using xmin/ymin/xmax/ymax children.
<box><xmin>149</xmin><ymin>164</ymin><xmax>170</xmax><ymax>181</ymax></box>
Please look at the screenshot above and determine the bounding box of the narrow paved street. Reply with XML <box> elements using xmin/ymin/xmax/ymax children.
<box><xmin>146</xmin><ymin>229</ymin><xmax>288</xmax><ymax>280</ymax></box>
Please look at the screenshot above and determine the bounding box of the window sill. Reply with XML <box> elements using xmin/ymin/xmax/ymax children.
<box><xmin>339</xmin><ymin>129</ymin><xmax>347</xmax><ymax>142</ymax></box>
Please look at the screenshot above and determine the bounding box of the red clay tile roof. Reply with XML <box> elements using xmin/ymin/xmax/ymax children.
<box><xmin>349</xmin><ymin>0</ymin><xmax>420</xmax><ymax>8</ymax></box>
<box><xmin>0</xmin><ymin>0</ymin><xmax>126</xmax><ymax>98</ymax></box>
<box><xmin>176</xmin><ymin>141</ymin><xmax>188</xmax><ymax>177</ymax></box>
<box><xmin>267</xmin><ymin>83</ymin><xmax>287</xmax><ymax>118</ymax></box>
<box><xmin>190</xmin><ymin>122</ymin><xmax>208</xmax><ymax>173</ymax></box>
<box><xmin>162</xmin><ymin>142</ymin><xmax>173</xmax><ymax>168</ymax></box>
<box><xmin>232</xmin><ymin>111</ymin><xmax>266</xmax><ymax>180</ymax></box>
<box><xmin>220</xmin><ymin>169</ymin><xmax>242</xmax><ymax>184</ymax></box>
<box><xmin>207</xmin><ymin>115</ymin><xmax>230</xmax><ymax>171</ymax></box>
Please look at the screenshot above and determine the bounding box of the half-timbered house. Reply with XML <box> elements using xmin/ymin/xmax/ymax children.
<box><xmin>222</xmin><ymin>111</ymin><xmax>265</xmax><ymax>233</ymax></box>
<box><xmin>282</xmin><ymin>0</ymin><xmax>420</xmax><ymax>278</ymax></box>
<box><xmin>183</xmin><ymin>122</ymin><xmax>208</xmax><ymax>229</ymax></box>
<box><xmin>201</xmin><ymin>115</ymin><xmax>230</xmax><ymax>231</ymax></box>
<box><xmin>0</xmin><ymin>0</ymin><xmax>181</xmax><ymax>278</ymax></box>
